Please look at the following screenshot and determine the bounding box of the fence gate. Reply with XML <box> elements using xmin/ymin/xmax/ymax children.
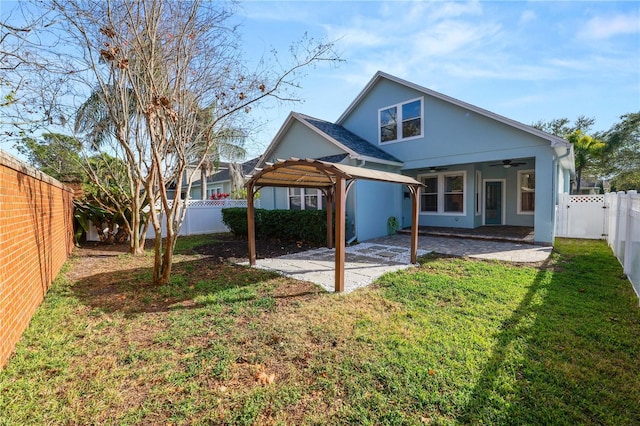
<box><xmin>556</xmin><ymin>194</ymin><xmax>608</xmax><ymax>239</ymax></box>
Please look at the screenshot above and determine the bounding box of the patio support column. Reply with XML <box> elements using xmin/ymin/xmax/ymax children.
<box><xmin>325</xmin><ymin>189</ymin><xmax>333</xmax><ymax>249</ymax></box>
<box><xmin>247</xmin><ymin>182</ymin><xmax>256</xmax><ymax>266</ymax></box>
<box><xmin>410</xmin><ymin>185</ymin><xmax>420</xmax><ymax>264</ymax></box>
<box><xmin>334</xmin><ymin>177</ymin><xmax>346</xmax><ymax>292</ymax></box>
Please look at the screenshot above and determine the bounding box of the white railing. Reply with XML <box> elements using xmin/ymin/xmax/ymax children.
<box><xmin>86</xmin><ymin>198</ymin><xmax>258</xmax><ymax>241</ymax></box>
<box><xmin>605</xmin><ymin>191</ymin><xmax>639</xmax><ymax>299</ymax></box>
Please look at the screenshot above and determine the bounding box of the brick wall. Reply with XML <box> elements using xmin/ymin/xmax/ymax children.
<box><xmin>0</xmin><ymin>150</ymin><xmax>75</xmax><ymax>368</ymax></box>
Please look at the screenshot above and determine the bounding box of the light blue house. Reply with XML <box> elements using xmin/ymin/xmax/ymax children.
<box><xmin>256</xmin><ymin>72</ymin><xmax>575</xmax><ymax>245</ymax></box>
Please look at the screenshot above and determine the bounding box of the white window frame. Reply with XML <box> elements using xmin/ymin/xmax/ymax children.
<box><xmin>287</xmin><ymin>187</ymin><xmax>324</xmax><ymax>210</ymax></box>
<box><xmin>378</xmin><ymin>97</ymin><xmax>424</xmax><ymax>144</ymax></box>
<box><xmin>417</xmin><ymin>171</ymin><xmax>466</xmax><ymax>216</ymax></box>
<box><xmin>517</xmin><ymin>169</ymin><xmax>535</xmax><ymax>215</ymax></box>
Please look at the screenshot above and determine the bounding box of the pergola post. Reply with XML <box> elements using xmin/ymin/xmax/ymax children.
<box><xmin>247</xmin><ymin>182</ymin><xmax>256</xmax><ymax>266</ymax></box>
<box><xmin>334</xmin><ymin>177</ymin><xmax>346</xmax><ymax>292</ymax></box>
<box><xmin>325</xmin><ymin>189</ymin><xmax>333</xmax><ymax>249</ymax></box>
<box><xmin>410</xmin><ymin>185</ymin><xmax>420</xmax><ymax>264</ymax></box>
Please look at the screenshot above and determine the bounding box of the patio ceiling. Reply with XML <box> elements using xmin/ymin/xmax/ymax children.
<box><xmin>245</xmin><ymin>158</ymin><xmax>425</xmax><ymax>292</ymax></box>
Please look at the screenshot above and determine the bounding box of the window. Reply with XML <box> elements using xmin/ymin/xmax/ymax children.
<box><xmin>518</xmin><ymin>170</ymin><xmax>535</xmax><ymax>214</ymax></box>
<box><xmin>444</xmin><ymin>175</ymin><xmax>464</xmax><ymax>213</ymax></box>
<box><xmin>379</xmin><ymin>98</ymin><xmax>423</xmax><ymax>143</ymax></box>
<box><xmin>419</xmin><ymin>171</ymin><xmax>466</xmax><ymax>215</ymax></box>
<box><xmin>288</xmin><ymin>188</ymin><xmax>325</xmax><ymax>210</ymax></box>
<box><xmin>206</xmin><ymin>187</ymin><xmax>222</xmax><ymax>198</ymax></box>
<box><xmin>380</xmin><ymin>106</ymin><xmax>397</xmax><ymax>143</ymax></box>
<box><xmin>421</xmin><ymin>176</ymin><xmax>438</xmax><ymax>212</ymax></box>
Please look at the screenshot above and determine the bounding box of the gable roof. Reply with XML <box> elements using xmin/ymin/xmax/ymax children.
<box><xmin>257</xmin><ymin>112</ymin><xmax>403</xmax><ymax>169</ymax></box>
<box><xmin>209</xmin><ymin>157</ymin><xmax>260</xmax><ymax>183</ymax></box>
<box><xmin>337</xmin><ymin>71</ymin><xmax>572</xmax><ymax>149</ymax></box>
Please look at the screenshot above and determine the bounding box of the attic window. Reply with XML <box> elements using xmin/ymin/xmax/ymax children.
<box><xmin>379</xmin><ymin>97</ymin><xmax>423</xmax><ymax>143</ymax></box>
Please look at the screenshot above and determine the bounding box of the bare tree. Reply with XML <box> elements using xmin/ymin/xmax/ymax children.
<box><xmin>24</xmin><ymin>0</ymin><xmax>341</xmax><ymax>284</ymax></box>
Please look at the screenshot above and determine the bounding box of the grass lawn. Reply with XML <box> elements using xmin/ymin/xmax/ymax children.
<box><xmin>1</xmin><ymin>238</ymin><xmax>639</xmax><ymax>425</ymax></box>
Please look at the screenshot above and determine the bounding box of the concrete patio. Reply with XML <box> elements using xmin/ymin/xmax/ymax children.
<box><xmin>243</xmin><ymin>234</ymin><xmax>553</xmax><ymax>293</ymax></box>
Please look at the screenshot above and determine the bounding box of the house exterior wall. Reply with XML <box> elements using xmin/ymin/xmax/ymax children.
<box><xmin>342</xmin><ymin>78</ymin><xmax>554</xmax><ymax>170</ymax></box>
<box><xmin>354</xmin><ymin>180</ymin><xmax>403</xmax><ymax>241</ymax></box>
<box><xmin>264</xmin><ymin>120</ymin><xmax>346</xmax><ymax>163</ymax></box>
<box><xmin>339</xmin><ymin>77</ymin><xmax>562</xmax><ymax>244</ymax></box>
<box><xmin>0</xmin><ymin>151</ymin><xmax>75</xmax><ymax>368</ymax></box>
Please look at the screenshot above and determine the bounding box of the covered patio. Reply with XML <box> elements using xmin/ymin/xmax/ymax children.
<box><xmin>245</xmin><ymin>158</ymin><xmax>424</xmax><ymax>292</ymax></box>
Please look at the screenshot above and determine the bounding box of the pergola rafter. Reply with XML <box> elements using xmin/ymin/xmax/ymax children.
<box><xmin>245</xmin><ymin>158</ymin><xmax>424</xmax><ymax>292</ymax></box>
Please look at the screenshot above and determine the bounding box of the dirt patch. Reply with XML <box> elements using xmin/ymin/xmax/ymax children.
<box><xmin>66</xmin><ymin>234</ymin><xmax>326</xmax><ymax>315</ymax></box>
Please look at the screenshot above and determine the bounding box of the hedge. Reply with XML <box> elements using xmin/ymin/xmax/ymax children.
<box><xmin>222</xmin><ymin>208</ymin><xmax>328</xmax><ymax>245</ymax></box>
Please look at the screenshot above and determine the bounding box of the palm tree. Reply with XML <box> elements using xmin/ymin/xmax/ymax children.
<box><xmin>187</xmin><ymin>105</ymin><xmax>247</xmax><ymax>199</ymax></box>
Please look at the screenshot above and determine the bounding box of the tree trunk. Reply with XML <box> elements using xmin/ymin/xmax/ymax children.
<box><xmin>201</xmin><ymin>166</ymin><xmax>207</xmax><ymax>200</ymax></box>
<box><xmin>576</xmin><ymin>168</ymin><xmax>583</xmax><ymax>194</ymax></box>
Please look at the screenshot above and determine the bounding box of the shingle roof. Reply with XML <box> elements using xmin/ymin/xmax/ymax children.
<box><xmin>314</xmin><ymin>154</ymin><xmax>349</xmax><ymax>163</ymax></box>
<box><xmin>297</xmin><ymin>114</ymin><xmax>401</xmax><ymax>164</ymax></box>
<box><xmin>208</xmin><ymin>157</ymin><xmax>260</xmax><ymax>183</ymax></box>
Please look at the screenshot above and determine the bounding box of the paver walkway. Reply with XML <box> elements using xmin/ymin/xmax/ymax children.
<box><xmin>246</xmin><ymin>234</ymin><xmax>552</xmax><ymax>293</ymax></box>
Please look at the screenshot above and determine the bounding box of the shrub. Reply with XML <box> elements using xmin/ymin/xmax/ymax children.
<box><xmin>222</xmin><ymin>208</ymin><xmax>328</xmax><ymax>245</ymax></box>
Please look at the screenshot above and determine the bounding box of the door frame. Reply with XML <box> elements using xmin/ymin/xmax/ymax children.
<box><xmin>483</xmin><ymin>179</ymin><xmax>506</xmax><ymax>226</ymax></box>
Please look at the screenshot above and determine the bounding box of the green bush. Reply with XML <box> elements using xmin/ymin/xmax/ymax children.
<box><xmin>222</xmin><ymin>208</ymin><xmax>328</xmax><ymax>245</ymax></box>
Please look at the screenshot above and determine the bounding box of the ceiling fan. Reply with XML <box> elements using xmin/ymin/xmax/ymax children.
<box><xmin>426</xmin><ymin>166</ymin><xmax>448</xmax><ymax>173</ymax></box>
<box><xmin>490</xmin><ymin>159</ymin><xmax>526</xmax><ymax>168</ymax></box>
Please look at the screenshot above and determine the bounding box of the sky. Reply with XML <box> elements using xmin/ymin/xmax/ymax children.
<box><xmin>232</xmin><ymin>0</ymin><xmax>640</xmax><ymax>159</ymax></box>
<box><xmin>1</xmin><ymin>0</ymin><xmax>639</xmax><ymax>161</ymax></box>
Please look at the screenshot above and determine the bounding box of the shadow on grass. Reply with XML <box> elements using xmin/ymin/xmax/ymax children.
<box><xmin>70</xmin><ymin>255</ymin><xmax>325</xmax><ymax>318</ymax></box>
<box><xmin>460</xmin><ymin>240</ymin><xmax>640</xmax><ymax>424</ymax></box>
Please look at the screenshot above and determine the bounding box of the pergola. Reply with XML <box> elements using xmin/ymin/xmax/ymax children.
<box><xmin>245</xmin><ymin>158</ymin><xmax>424</xmax><ymax>292</ymax></box>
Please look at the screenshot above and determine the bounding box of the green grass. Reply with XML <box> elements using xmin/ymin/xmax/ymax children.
<box><xmin>1</xmin><ymin>238</ymin><xmax>638</xmax><ymax>425</ymax></box>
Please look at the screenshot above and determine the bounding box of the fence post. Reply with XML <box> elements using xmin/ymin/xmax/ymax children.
<box><xmin>614</xmin><ymin>191</ymin><xmax>625</xmax><ymax>259</ymax></box>
<box><xmin>623</xmin><ymin>191</ymin><xmax>637</xmax><ymax>275</ymax></box>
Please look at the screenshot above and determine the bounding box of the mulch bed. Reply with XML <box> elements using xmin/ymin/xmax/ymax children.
<box><xmin>190</xmin><ymin>233</ymin><xmax>322</xmax><ymax>263</ymax></box>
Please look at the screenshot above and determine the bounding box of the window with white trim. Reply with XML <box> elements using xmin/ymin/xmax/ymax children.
<box><xmin>288</xmin><ymin>188</ymin><xmax>325</xmax><ymax>210</ymax></box>
<box><xmin>379</xmin><ymin>98</ymin><xmax>423</xmax><ymax>143</ymax></box>
<box><xmin>419</xmin><ymin>171</ymin><xmax>466</xmax><ymax>215</ymax></box>
<box><xmin>517</xmin><ymin>170</ymin><xmax>535</xmax><ymax>214</ymax></box>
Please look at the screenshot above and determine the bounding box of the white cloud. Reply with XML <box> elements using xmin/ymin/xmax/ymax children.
<box><xmin>519</xmin><ymin>10</ymin><xmax>536</xmax><ymax>25</ymax></box>
<box><xmin>424</xmin><ymin>0</ymin><xmax>483</xmax><ymax>21</ymax></box>
<box><xmin>412</xmin><ymin>20</ymin><xmax>501</xmax><ymax>58</ymax></box>
<box><xmin>578</xmin><ymin>13</ymin><xmax>640</xmax><ymax>40</ymax></box>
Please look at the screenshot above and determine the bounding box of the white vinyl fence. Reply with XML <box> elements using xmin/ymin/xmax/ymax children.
<box><xmin>606</xmin><ymin>191</ymin><xmax>640</xmax><ymax>299</ymax></box>
<box><xmin>556</xmin><ymin>191</ymin><xmax>639</xmax><ymax>299</ymax></box>
<box><xmin>87</xmin><ymin>199</ymin><xmax>258</xmax><ymax>242</ymax></box>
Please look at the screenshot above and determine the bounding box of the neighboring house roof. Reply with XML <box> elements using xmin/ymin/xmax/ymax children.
<box><xmin>337</xmin><ymin>71</ymin><xmax>574</xmax><ymax>172</ymax></box>
<box><xmin>209</xmin><ymin>157</ymin><xmax>260</xmax><ymax>183</ymax></box>
<box><xmin>189</xmin><ymin>157</ymin><xmax>260</xmax><ymax>188</ymax></box>
<box><xmin>257</xmin><ymin>112</ymin><xmax>403</xmax><ymax>169</ymax></box>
